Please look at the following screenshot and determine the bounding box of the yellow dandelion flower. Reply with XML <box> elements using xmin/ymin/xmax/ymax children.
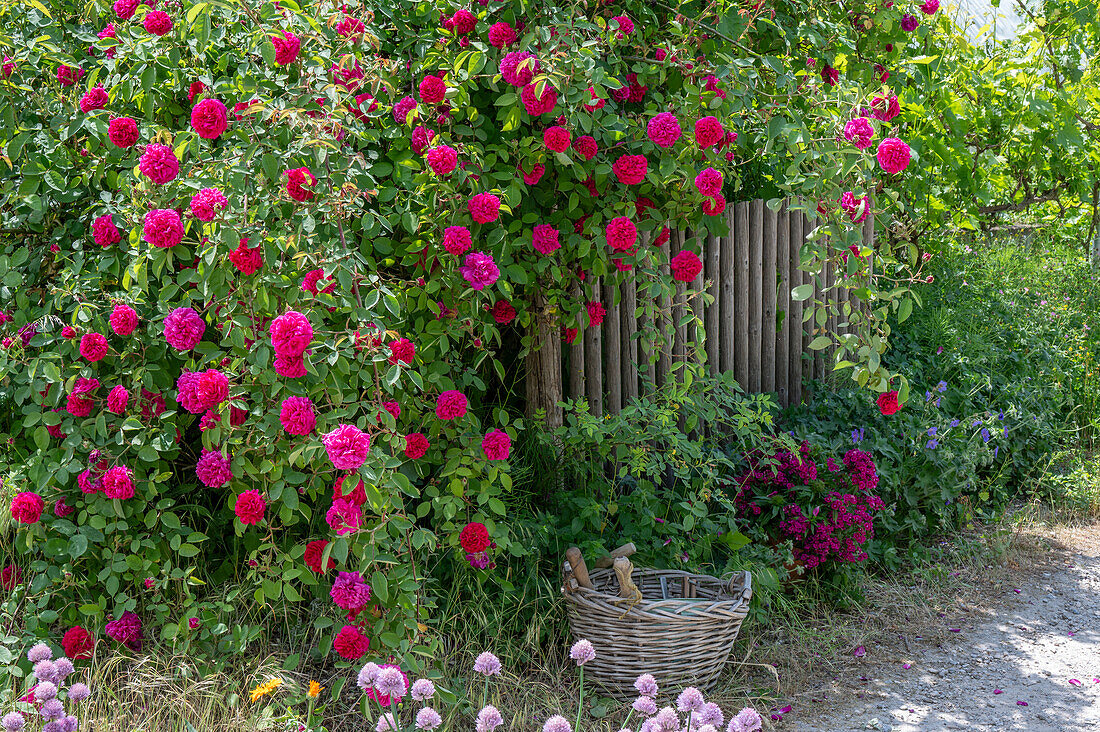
<box><xmin>250</xmin><ymin>677</ymin><xmax>284</xmax><ymax>702</ymax></box>
<box><xmin>308</xmin><ymin>681</ymin><xmax>322</xmax><ymax>699</ymax></box>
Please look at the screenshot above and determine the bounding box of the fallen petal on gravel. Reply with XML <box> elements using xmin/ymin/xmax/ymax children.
<box><xmin>1016</xmin><ymin>701</ymin><xmax>1028</xmax><ymax>706</ymax></box>
<box><xmin>854</xmin><ymin>646</ymin><xmax>866</xmax><ymax>658</ymax></box>
<box><xmin>993</xmin><ymin>689</ymin><xmax>1003</xmax><ymax>695</ymax></box>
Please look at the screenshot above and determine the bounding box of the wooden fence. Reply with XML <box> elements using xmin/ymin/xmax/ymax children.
<box><xmin>534</xmin><ymin>199</ymin><xmax>874</xmax><ymax>423</ymax></box>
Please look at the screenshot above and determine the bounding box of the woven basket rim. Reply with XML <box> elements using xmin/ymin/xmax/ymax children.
<box><xmin>563</xmin><ymin>568</ymin><xmax>751</xmax><ymax>621</ymax></box>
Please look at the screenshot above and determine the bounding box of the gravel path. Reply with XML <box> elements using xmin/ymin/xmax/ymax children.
<box><xmin>789</xmin><ymin>545</ymin><xmax>1100</xmax><ymax>731</ymax></box>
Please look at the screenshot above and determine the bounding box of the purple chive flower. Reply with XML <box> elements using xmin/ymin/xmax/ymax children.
<box><xmin>2</xmin><ymin>712</ymin><xmax>26</xmax><ymax>732</ymax></box>
<box><xmin>569</xmin><ymin>639</ymin><xmax>596</xmax><ymax>665</ymax></box>
<box><xmin>374</xmin><ymin>667</ymin><xmax>407</xmax><ymax>700</ymax></box>
<box><xmin>410</xmin><ymin>678</ymin><xmax>436</xmax><ymax>701</ymax></box>
<box><xmin>357</xmin><ymin>662</ymin><xmax>381</xmax><ymax>691</ymax></box>
<box><xmin>473</xmin><ymin>651</ymin><xmax>502</xmax><ymax>676</ymax></box>
<box><xmin>27</xmin><ymin>643</ymin><xmax>53</xmax><ymax>663</ymax></box>
<box><xmin>476</xmin><ymin>705</ymin><xmax>504</xmax><ymax>732</ymax></box>
<box><xmin>676</xmin><ymin>687</ymin><xmax>705</xmax><ymax>712</ymax></box>
<box><xmin>416</xmin><ymin>707</ymin><xmax>443</xmax><ymax>730</ymax></box>
<box><xmin>543</xmin><ymin>716</ymin><xmax>572</xmax><ymax>732</ymax></box>
<box><xmin>67</xmin><ymin>682</ymin><xmax>90</xmax><ymax>701</ymax></box>
<box><xmin>634</xmin><ymin>673</ymin><xmax>658</xmax><ymax>696</ymax></box>
<box><xmin>633</xmin><ymin>696</ymin><xmax>658</xmax><ymax>715</ymax></box>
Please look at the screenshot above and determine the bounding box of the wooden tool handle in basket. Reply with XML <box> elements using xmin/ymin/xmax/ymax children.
<box><xmin>593</xmin><ymin>542</ymin><xmax>637</xmax><ymax>569</ymax></box>
<box><xmin>565</xmin><ymin>547</ymin><xmax>594</xmax><ymax>590</ymax></box>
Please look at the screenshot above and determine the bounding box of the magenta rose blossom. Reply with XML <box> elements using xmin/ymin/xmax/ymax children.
<box><xmin>189</xmin><ymin>187</ymin><xmax>228</xmax><ymax>222</ymax></box>
<box><xmin>425</xmin><ymin>145</ymin><xmax>458</xmax><ymax>176</ymax></box>
<box><xmin>279</xmin><ymin>396</ymin><xmax>316</xmax><ymax>435</ymax></box>
<box><xmin>107</xmin><ymin>385</ymin><xmax>129</xmax><ymax>414</ymax></box>
<box><xmin>435</xmin><ymin>390</ymin><xmax>468</xmax><ymax>420</ymax></box>
<box><xmin>138</xmin><ymin>144</ymin><xmax>179</xmax><ymax>185</ymax></box>
<box><xmin>543</xmin><ymin>126</ymin><xmax>570</xmax><ymax>152</ymax></box>
<box><xmin>843</xmin><ymin>117</ymin><xmax>875</xmax><ymax>150</ymax></box>
<box><xmin>877</xmin><ymin>137</ymin><xmax>911</xmax><ymax>174</ymax></box>
<box><xmin>647</xmin><ymin>112</ymin><xmax>682</xmax><ymax>148</ymax></box>
<box><xmin>143</xmin><ymin>209</ymin><xmax>185</xmax><ymax>248</ymax></box>
<box><xmin>234</xmin><ymin>490</ymin><xmax>266</xmax><ymax>525</ymax></box>
<box><xmin>871</xmin><ymin>95</ymin><xmax>901</xmax><ymax>122</ymax></box>
<box><xmin>269</xmin><ymin>310</ymin><xmax>312</xmax><ymax>357</ymax></box>
<box><xmin>191</xmin><ymin>98</ymin><xmax>228</xmax><ymax>139</ymax></box>
<box><xmin>102</xmin><ymin>465</ymin><xmax>135</xmax><ymax>500</ymax></box>
<box><xmin>195</xmin><ymin>449</ymin><xmax>233</xmax><ymax>488</ymax></box>
<box><xmin>143</xmin><ymin>10</ymin><xmax>173</xmax><ymax>35</ymax></box>
<box><xmin>481</xmin><ymin>429</ymin><xmax>511</xmax><ymax>460</ymax></box>
<box><xmin>176</xmin><ymin>369</ymin><xmax>229</xmax><ymax>414</ymax></box>
<box><xmin>79</xmin><ymin>332</ymin><xmax>109</xmax><ymax>362</ymax></box>
<box><xmin>79</xmin><ymin>87</ymin><xmax>109</xmax><ymax>113</ymax></box>
<box><xmin>404</xmin><ymin>432</ymin><xmax>430</xmax><ymax>459</ymax></box>
<box><xmin>272</xmin><ymin>29</ymin><xmax>301</xmax><ymax>65</ymax></box>
<box><xmin>467</xmin><ymin>192</ymin><xmax>501</xmax><ymax>224</ymax></box>
<box><xmin>163</xmin><ymin>307</ymin><xmax>205</xmax><ymax>350</ymax></box>
<box><xmin>499</xmin><ymin>51</ymin><xmax>539</xmax><ymax>86</ymax></box>
<box><xmin>694</xmin><ymin>167</ymin><xmax>723</xmax><ymax>197</ymax></box>
<box><xmin>695</xmin><ymin>116</ymin><xmax>724</xmax><ymax>148</ymax></box>
<box><xmin>443</xmin><ymin>226</ymin><xmax>472</xmax><ymax>256</ymax></box>
<box><xmin>487</xmin><ymin>21</ymin><xmax>515</xmax><ymax>48</ymax></box>
<box><xmin>286</xmin><ymin>167</ymin><xmax>316</xmax><ymax>202</ymax></box>
<box><xmin>521</xmin><ymin>82</ymin><xmax>557</xmax><ymax>115</ymax></box>
<box><xmin>613</xmin><ymin>154</ymin><xmax>647</xmax><ymax>185</ymax></box>
<box><xmin>573</xmin><ymin>135</ymin><xmax>598</xmax><ymax>161</ymax></box>
<box><xmin>460</xmin><ymin>251</ymin><xmax>500</xmax><ymax>290</ymax></box>
<box><xmin>109</xmin><ymin>303</ymin><xmax>138</xmax><ymax>336</ymax></box>
<box><xmin>418</xmin><ymin>75</ymin><xmax>447</xmax><ymax>104</ymax></box>
<box><xmin>323</xmin><ymin>423</ymin><xmax>371</xmax><ymax>470</ymax></box>
<box><xmin>532</xmin><ymin>224</ymin><xmax>560</xmax><ymax>255</ymax></box>
<box><xmin>107</xmin><ymin>117</ymin><xmax>139</xmax><ymax>148</ymax></box>
<box><xmin>10</xmin><ymin>491</ymin><xmax>45</xmax><ymax>524</ymax></box>
<box><xmin>605</xmin><ymin>216</ymin><xmax>638</xmax><ymax>252</ymax></box>
<box><xmin>93</xmin><ymin>214</ymin><xmax>122</xmax><ymax>247</ymax></box>
<box><xmin>670</xmin><ymin>250</ymin><xmax>703</xmax><ymax>282</ymax></box>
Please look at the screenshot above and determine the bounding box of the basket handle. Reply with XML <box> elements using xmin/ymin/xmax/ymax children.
<box><xmin>565</xmin><ymin>547</ymin><xmax>594</xmax><ymax>590</ymax></box>
<box><xmin>725</xmin><ymin>571</ymin><xmax>752</xmax><ymax>603</ymax></box>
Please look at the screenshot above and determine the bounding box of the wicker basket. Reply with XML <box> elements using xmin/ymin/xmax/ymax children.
<box><xmin>563</xmin><ymin>567</ymin><xmax>752</xmax><ymax>699</ymax></box>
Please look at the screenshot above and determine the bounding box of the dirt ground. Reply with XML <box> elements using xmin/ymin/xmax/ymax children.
<box><xmin>782</xmin><ymin>525</ymin><xmax>1100</xmax><ymax>731</ymax></box>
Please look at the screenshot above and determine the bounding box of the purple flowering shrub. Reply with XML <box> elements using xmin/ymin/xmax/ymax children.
<box><xmin>730</xmin><ymin>442</ymin><xmax>886</xmax><ymax>574</ymax></box>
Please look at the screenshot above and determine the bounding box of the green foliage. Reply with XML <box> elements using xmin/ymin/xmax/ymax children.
<box><xmin>531</xmin><ymin>372</ymin><xmax>777</xmax><ymax>571</ymax></box>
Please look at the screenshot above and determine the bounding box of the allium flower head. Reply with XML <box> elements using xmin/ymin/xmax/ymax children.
<box><xmin>67</xmin><ymin>682</ymin><xmax>90</xmax><ymax>701</ymax></box>
<box><xmin>633</xmin><ymin>696</ymin><xmax>658</xmax><ymax>715</ymax></box>
<box><xmin>473</xmin><ymin>650</ymin><xmax>501</xmax><ymax>675</ymax></box>
<box><xmin>28</xmin><ymin>642</ymin><xmax>53</xmax><ymax>663</ymax></box>
<box><xmin>416</xmin><ymin>707</ymin><xmax>443</xmax><ymax>730</ymax></box>
<box><xmin>676</xmin><ymin>686</ymin><xmax>704</xmax><ymax>712</ymax></box>
<box><xmin>357</xmin><ymin>661</ymin><xmax>381</xmax><ymax>690</ymax></box>
<box><xmin>2</xmin><ymin>712</ymin><xmax>26</xmax><ymax>732</ymax></box>
<box><xmin>374</xmin><ymin>666</ymin><xmax>408</xmax><ymax>701</ymax></box>
<box><xmin>569</xmin><ymin>639</ymin><xmax>596</xmax><ymax>665</ymax></box>
<box><xmin>543</xmin><ymin>716</ymin><xmax>571</xmax><ymax>732</ymax></box>
<box><xmin>731</xmin><ymin>707</ymin><xmax>763</xmax><ymax>732</ymax></box>
<box><xmin>410</xmin><ymin>678</ymin><xmax>436</xmax><ymax>701</ymax></box>
<box><xmin>634</xmin><ymin>673</ymin><xmax>658</xmax><ymax>696</ymax></box>
<box><xmin>476</xmin><ymin>705</ymin><xmax>504</xmax><ymax>732</ymax></box>
<box><xmin>34</xmin><ymin>681</ymin><xmax>58</xmax><ymax>701</ymax></box>
<box><xmin>41</xmin><ymin>699</ymin><xmax>65</xmax><ymax>721</ymax></box>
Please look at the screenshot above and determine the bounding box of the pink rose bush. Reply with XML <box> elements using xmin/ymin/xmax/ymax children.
<box><xmin>0</xmin><ymin>0</ymin><xmax>923</xmax><ymax>667</ymax></box>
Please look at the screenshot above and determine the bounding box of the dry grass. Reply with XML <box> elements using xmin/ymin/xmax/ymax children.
<box><xmin>76</xmin><ymin>652</ymin><xmax>302</xmax><ymax>732</ymax></box>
